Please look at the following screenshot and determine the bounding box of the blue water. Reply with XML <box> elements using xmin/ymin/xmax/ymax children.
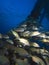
<box><xmin>0</xmin><ymin>0</ymin><xmax>49</xmax><ymax>34</ymax></box>
<box><xmin>0</xmin><ymin>0</ymin><xmax>37</xmax><ymax>34</ymax></box>
<box><xmin>41</xmin><ymin>17</ymin><xmax>49</xmax><ymax>31</ymax></box>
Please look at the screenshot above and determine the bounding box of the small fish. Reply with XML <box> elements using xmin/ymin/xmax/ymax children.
<box><xmin>21</xmin><ymin>24</ymin><xmax>27</xmax><ymax>27</ymax></box>
<box><xmin>42</xmin><ymin>38</ymin><xmax>49</xmax><ymax>43</ymax></box>
<box><xmin>22</xmin><ymin>31</ymin><xmax>30</xmax><ymax>37</ymax></box>
<box><xmin>2</xmin><ymin>35</ymin><xmax>9</xmax><ymax>39</ymax></box>
<box><xmin>6</xmin><ymin>39</ymin><xmax>14</xmax><ymax>45</ymax></box>
<box><xmin>38</xmin><ymin>33</ymin><xmax>46</xmax><ymax>38</ymax></box>
<box><xmin>32</xmin><ymin>56</ymin><xmax>46</xmax><ymax>65</ymax></box>
<box><xmin>19</xmin><ymin>38</ymin><xmax>30</xmax><ymax>46</ymax></box>
<box><xmin>11</xmin><ymin>30</ymin><xmax>20</xmax><ymax>39</ymax></box>
<box><xmin>32</xmin><ymin>26</ymin><xmax>39</xmax><ymax>31</ymax></box>
<box><xmin>29</xmin><ymin>31</ymin><xmax>41</xmax><ymax>37</ymax></box>
<box><xmin>31</xmin><ymin>42</ymin><xmax>40</xmax><ymax>47</ymax></box>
